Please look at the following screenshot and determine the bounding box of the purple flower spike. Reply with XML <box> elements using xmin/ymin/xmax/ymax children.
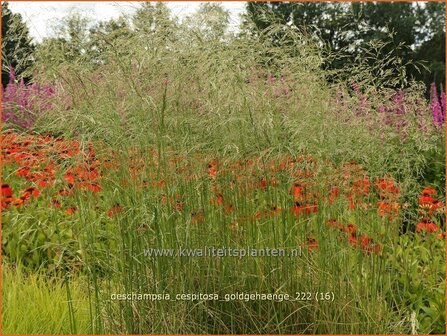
<box><xmin>430</xmin><ymin>83</ymin><xmax>444</xmax><ymax>127</ymax></box>
<box><xmin>440</xmin><ymin>87</ymin><xmax>446</xmax><ymax>118</ymax></box>
<box><xmin>2</xmin><ymin>68</ymin><xmax>55</xmax><ymax>130</ymax></box>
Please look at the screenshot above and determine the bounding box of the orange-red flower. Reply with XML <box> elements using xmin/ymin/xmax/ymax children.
<box><xmin>1</xmin><ymin>184</ymin><xmax>14</xmax><ymax>208</ymax></box>
<box><xmin>328</xmin><ymin>187</ymin><xmax>340</xmax><ymax>204</ymax></box>
<box><xmin>416</xmin><ymin>221</ymin><xmax>439</xmax><ymax>233</ymax></box>
<box><xmin>327</xmin><ymin>219</ymin><xmax>340</xmax><ymax>229</ymax></box>
<box><xmin>341</xmin><ymin>223</ymin><xmax>357</xmax><ymax>234</ymax></box>
<box><xmin>15</xmin><ymin>167</ymin><xmax>31</xmax><ymax>177</ymax></box>
<box><xmin>292</xmin><ymin>202</ymin><xmax>317</xmax><ymax>216</ymax></box>
<box><xmin>352</xmin><ymin>177</ymin><xmax>370</xmax><ymax>195</ymax></box>
<box><xmin>210</xmin><ymin>193</ymin><xmax>224</xmax><ymax>205</ymax></box>
<box><xmin>358</xmin><ymin>235</ymin><xmax>382</xmax><ymax>255</ymax></box>
<box><xmin>107</xmin><ymin>204</ymin><xmax>123</xmax><ymax>218</ymax></box>
<box><xmin>306</xmin><ymin>237</ymin><xmax>318</xmax><ymax>250</ymax></box>
<box><xmin>79</xmin><ymin>182</ymin><xmax>102</xmax><ymax>193</ymax></box>
<box><xmin>377</xmin><ymin>201</ymin><xmax>400</xmax><ymax>219</ymax></box>
<box><xmin>418</xmin><ymin>195</ymin><xmax>435</xmax><ymax>206</ymax></box>
<box><xmin>375</xmin><ymin>178</ymin><xmax>399</xmax><ymax>196</ymax></box>
<box><xmin>64</xmin><ymin>172</ymin><xmax>75</xmax><ymax>185</ymax></box>
<box><xmin>207</xmin><ymin>160</ymin><xmax>217</xmax><ymax>179</ymax></box>
<box><xmin>50</xmin><ymin>199</ymin><xmax>62</xmax><ymax>208</ymax></box>
<box><xmin>348</xmin><ymin>233</ymin><xmax>358</xmax><ymax>247</ymax></box>
<box><xmin>65</xmin><ymin>207</ymin><xmax>77</xmax><ymax>215</ymax></box>
<box><xmin>421</xmin><ymin>187</ymin><xmax>437</xmax><ymax>196</ymax></box>
<box><xmin>2</xmin><ymin>184</ymin><xmax>13</xmax><ymax>198</ymax></box>
<box><xmin>20</xmin><ymin>187</ymin><xmax>40</xmax><ymax>201</ymax></box>
<box><xmin>293</xmin><ymin>183</ymin><xmax>305</xmax><ymax>202</ymax></box>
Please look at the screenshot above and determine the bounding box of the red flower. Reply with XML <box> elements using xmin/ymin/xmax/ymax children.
<box><xmin>352</xmin><ymin>177</ymin><xmax>370</xmax><ymax>195</ymax></box>
<box><xmin>20</xmin><ymin>187</ymin><xmax>39</xmax><ymax>201</ymax></box>
<box><xmin>346</xmin><ymin>194</ymin><xmax>356</xmax><ymax>209</ymax></box>
<box><xmin>377</xmin><ymin>201</ymin><xmax>400</xmax><ymax>217</ymax></box>
<box><xmin>421</xmin><ymin>187</ymin><xmax>437</xmax><ymax>196</ymax></box>
<box><xmin>328</xmin><ymin>187</ymin><xmax>340</xmax><ymax>204</ymax></box>
<box><xmin>2</xmin><ymin>184</ymin><xmax>13</xmax><ymax>198</ymax></box>
<box><xmin>1</xmin><ymin>185</ymin><xmax>14</xmax><ymax>208</ymax></box>
<box><xmin>375</xmin><ymin>178</ymin><xmax>399</xmax><ymax>195</ymax></box>
<box><xmin>327</xmin><ymin>219</ymin><xmax>341</xmax><ymax>229</ymax></box>
<box><xmin>292</xmin><ymin>202</ymin><xmax>317</xmax><ymax>216</ymax></box>
<box><xmin>211</xmin><ymin>193</ymin><xmax>224</xmax><ymax>205</ymax></box>
<box><xmin>50</xmin><ymin>199</ymin><xmax>62</xmax><ymax>208</ymax></box>
<box><xmin>64</xmin><ymin>172</ymin><xmax>75</xmax><ymax>185</ymax></box>
<box><xmin>428</xmin><ymin>200</ymin><xmax>444</xmax><ymax>214</ymax></box>
<box><xmin>348</xmin><ymin>233</ymin><xmax>357</xmax><ymax>247</ymax></box>
<box><xmin>76</xmin><ymin>166</ymin><xmax>99</xmax><ymax>180</ymax></box>
<box><xmin>12</xmin><ymin>198</ymin><xmax>24</xmax><ymax>207</ymax></box>
<box><xmin>306</xmin><ymin>237</ymin><xmax>318</xmax><ymax>250</ymax></box>
<box><xmin>419</xmin><ymin>195</ymin><xmax>435</xmax><ymax>206</ymax></box>
<box><xmin>65</xmin><ymin>207</ymin><xmax>77</xmax><ymax>215</ymax></box>
<box><xmin>358</xmin><ymin>235</ymin><xmax>382</xmax><ymax>255</ymax></box>
<box><xmin>107</xmin><ymin>204</ymin><xmax>123</xmax><ymax>218</ymax></box>
<box><xmin>416</xmin><ymin>221</ymin><xmax>439</xmax><ymax>233</ymax></box>
<box><xmin>80</xmin><ymin>182</ymin><xmax>101</xmax><ymax>193</ymax></box>
<box><xmin>293</xmin><ymin>183</ymin><xmax>305</xmax><ymax>201</ymax></box>
<box><xmin>268</xmin><ymin>205</ymin><xmax>282</xmax><ymax>216</ymax></box>
<box><xmin>207</xmin><ymin>161</ymin><xmax>217</xmax><ymax>179</ymax></box>
<box><xmin>15</xmin><ymin>167</ymin><xmax>31</xmax><ymax>177</ymax></box>
<box><xmin>258</xmin><ymin>177</ymin><xmax>267</xmax><ymax>189</ymax></box>
<box><xmin>342</xmin><ymin>223</ymin><xmax>357</xmax><ymax>234</ymax></box>
<box><xmin>59</xmin><ymin>188</ymin><xmax>73</xmax><ymax>196</ymax></box>
<box><xmin>225</xmin><ymin>204</ymin><xmax>234</xmax><ymax>214</ymax></box>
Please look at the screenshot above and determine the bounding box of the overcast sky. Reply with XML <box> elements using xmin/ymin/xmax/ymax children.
<box><xmin>8</xmin><ymin>1</ymin><xmax>246</xmax><ymax>42</ymax></box>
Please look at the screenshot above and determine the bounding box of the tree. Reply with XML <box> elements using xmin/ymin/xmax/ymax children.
<box><xmin>133</xmin><ymin>2</ymin><xmax>178</xmax><ymax>42</ymax></box>
<box><xmin>88</xmin><ymin>17</ymin><xmax>133</xmax><ymax>65</ymax></box>
<box><xmin>413</xmin><ymin>2</ymin><xmax>445</xmax><ymax>90</ymax></box>
<box><xmin>183</xmin><ymin>3</ymin><xmax>230</xmax><ymax>42</ymax></box>
<box><xmin>1</xmin><ymin>2</ymin><xmax>35</xmax><ymax>87</ymax></box>
<box><xmin>243</xmin><ymin>2</ymin><xmax>445</xmax><ymax>90</ymax></box>
<box><xmin>244</xmin><ymin>3</ymin><xmax>355</xmax><ymax>51</ymax></box>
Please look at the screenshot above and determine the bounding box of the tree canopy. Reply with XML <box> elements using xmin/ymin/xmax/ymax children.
<box><xmin>243</xmin><ymin>1</ymin><xmax>445</xmax><ymax>91</ymax></box>
<box><xmin>3</xmin><ymin>2</ymin><xmax>445</xmax><ymax>93</ymax></box>
<box><xmin>1</xmin><ymin>2</ymin><xmax>35</xmax><ymax>86</ymax></box>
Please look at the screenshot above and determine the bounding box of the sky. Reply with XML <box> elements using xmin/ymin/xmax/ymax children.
<box><xmin>8</xmin><ymin>1</ymin><xmax>246</xmax><ymax>42</ymax></box>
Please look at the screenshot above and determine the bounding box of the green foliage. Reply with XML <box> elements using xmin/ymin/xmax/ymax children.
<box><xmin>2</xmin><ymin>206</ymin><xmax>82</xmax><ymax>273</ymax></box>
<box><xmin>386</xmin><ymin>234</ymin><xmax>445</xmax><ymax>334</ymax></box>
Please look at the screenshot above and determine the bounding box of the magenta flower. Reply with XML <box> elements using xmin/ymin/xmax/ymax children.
<box><xmin>2</xmin><ymin>67</ymin><xmax>55</xmax><ymax>130</ymax></box>
<box><xmin>430</xmin><ymin>83</ymin><xmax>445</xmax><ymax>128</ymax></box>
